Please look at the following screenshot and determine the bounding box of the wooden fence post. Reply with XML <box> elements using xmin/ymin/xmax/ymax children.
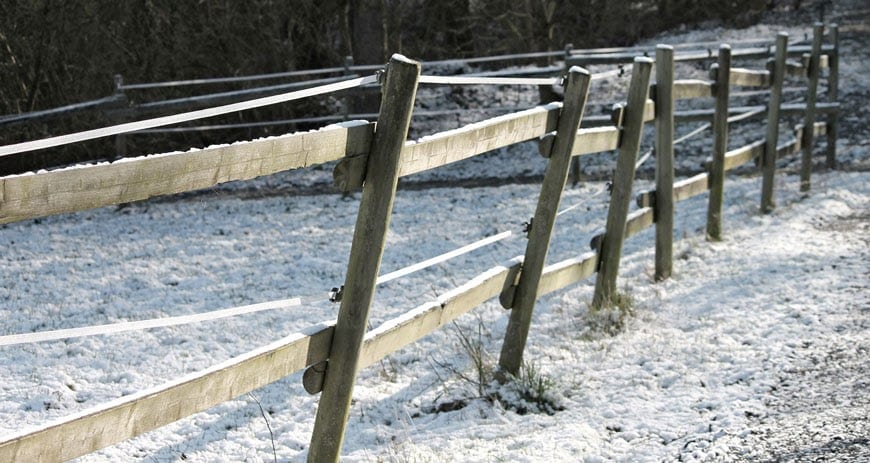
<box><xmin>761</xmin><ymin>33</ymin><xmax>789</xmax><ymax>214</ymax></box>
<box><xmin>825</xmin><ymin>23</ymin><xmax>839</xmax><ymax>169</ymax></box>
<box><xmin>654</xmin><ymin>45</ymin><xmax>675</xmax><ymax>281</ymax></box>
<box><xmin>591</xmin><ymin>57</ymin><xmax>653</xmax><ymax>309</ymax></box>
<box><xmin>706</xmin><ymin>45</ymin><xmax>731</xmax><ymax>241</ymax></box>
<box><xmin>308</xmin><ymin>54</ymin><xmax>420</xmax><ymax>463</ymax></box>
<box><xmin>498</xmin><ymin>67</ymin><xmax>592</xmax><ymax>377</ymax></box>
<box><xmin>800</xmin><ymin>23</ymin><xmax>824</xmax><ymax>192</ymax></box>
<box><xmin>113</xmin><ymin>74</ymin><xmax>127</xmax><ymax>162</ymax></box>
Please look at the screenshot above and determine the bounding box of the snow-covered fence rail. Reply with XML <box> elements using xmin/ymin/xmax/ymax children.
<box><xmin>0</xmin><ymin>22</ymin><xmax>841</xmax><ymax>463</ymax></box>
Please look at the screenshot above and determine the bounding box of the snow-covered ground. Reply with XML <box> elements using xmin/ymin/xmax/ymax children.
<box><xmin>1</xmin><ymin>163</ymin><xmax>867</xmax><ymax>462</ymax></box>
<box><xmin>1</xmin><ymin>3</ymin><xmax>868</xmax><ymax>462</ymax></box>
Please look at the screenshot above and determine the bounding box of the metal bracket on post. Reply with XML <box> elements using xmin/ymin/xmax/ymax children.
<box><xmin>328</xmin><ymin>286</ymin><xmax>344</xmax><ymax>303</ymax></box>
<box><xmin>522</xmin><ymin>217</ymin><xmax>534</xmax><ymax>237</ymax></box>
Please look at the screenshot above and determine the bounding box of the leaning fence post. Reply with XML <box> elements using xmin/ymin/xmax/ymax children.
<box><xmin>800</xmin><ymin>23</ymin><xmax>824</xmax><ymax>192</ymax></box>
<box><xmin>498</xmin><ymin>67</ymin><xmax>592</xmax><ymax>377</ymax></box>
<box><xmin>591</xmin><ymin>57</ymin><xmax>653</xmax><ymax>309</ymax></box>
<box><xmin>654</xmin><ymin>45</ymin><xmax>675</xmax><ymax>281</ymax></box>
<box><xmin>565</xmin><ymin>42</ymin><xmax>583</xmax><ymax>186</ymax></box>
<box><xmin>307</xmin><ymin>54</ymin><xmax>420</xmax><ymax>463</ymax></box>
<box><xmin>825</xmin><ymin>23</ymin><xmax>839</xmax><ymax>169</ymax></box>
<box><xmin>761</xmin><ymin>33</ymin><xmax>789</xmax><ymax>214</ymax></box>
<box><xmin>706</xmin><ymin>45</ymin><xmax>731</xmax><ymax>241</ymax></box>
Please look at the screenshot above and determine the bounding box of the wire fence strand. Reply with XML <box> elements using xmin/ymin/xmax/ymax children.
<box><xmin>0</xmin><ymin>74</ymin><xmax>379</xmax><ymax>157</ymax></box>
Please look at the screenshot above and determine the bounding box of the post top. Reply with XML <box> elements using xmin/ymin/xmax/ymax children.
<box><xmin>389</xmin><ymin>54</ymin><xmax>421</xmax><ymax>67</ymax></box>
<box><xmin>567</xmin><ymin>66</ymin><xmax>591</xmax><ymax>76</ymax></box>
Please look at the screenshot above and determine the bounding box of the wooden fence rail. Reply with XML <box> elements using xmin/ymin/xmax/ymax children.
<box><xmin>0</xmin><ymin>24</ymin><xmax>839</xmax><ymax>462</ymax></box>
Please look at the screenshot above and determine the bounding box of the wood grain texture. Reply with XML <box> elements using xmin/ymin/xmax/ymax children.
<box><xmin>335</xmin><ymin>105</ymin><xmax>562</xmax><ymax>190</ymax></box>
<box><xmin>673</xmin><ymin>79</ymin><xmax>714</xmax><ymax>100</ymax></box>
<box><xmin>0</xmin><ymin>122</ymin><xmax>374</xmax><ymax>224</ymax></box>
<box><xmin>592</xmin><ymin>58</ymin><xmax>653</xmax><ymax>309</ymax></box>
<box><xmin>674</xmin><ymin>173</ymin><xmax>710</xmax><ymax>202</ymax></box>
<box><xmin>536</xmin><ymin>252</ymin><xmax>599</xmax><ymax>297</ymax></box>
<box><xmin>499</xmin><ymin>67</ymin><xmax>592</xmax><ymax>375</ymax></box>
<box><xmin>0</xmin><ymin>323</ymin><xmax>334</xmax><ymax>463</ymax></box>
<box><xmin>398</xmin><ymin>104</ymin><xmax>561</xmax><ymax>177</ymax></box>
<box><xmin>310</xmin><ymin>55</ymin><xmax>420</xmax><ymax>463</ymax></box>
<box><xmin>572</xmin><ymin>126</ymin><xmax>621</xmax><ymax>155</ymax></box>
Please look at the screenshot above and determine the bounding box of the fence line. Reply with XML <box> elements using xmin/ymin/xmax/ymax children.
<box><xmin>0</xmin><ymin>75</ymin><xmax>379</xmax><ymax>157</ymax></box>
<box><xmin>0</xmin><ymin>23</ymin><xmax>840</xmax><ymax>463</ymax></box>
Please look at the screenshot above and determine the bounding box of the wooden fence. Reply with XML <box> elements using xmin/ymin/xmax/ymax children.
<box><xmin>0</xmin><ymin>23</ymin><xmax>840</xmax><ymax>462</ymax></box>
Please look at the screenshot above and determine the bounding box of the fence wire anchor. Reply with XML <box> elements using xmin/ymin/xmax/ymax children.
<box><xmin>328</xmin><ymin>286</ymin><xmax>344</xmax><ymax>303</ymax></box>
<box><xmin>522</xmin><ymin>217</ymin><xmax>534</xmax><ymax>237</ymax></box>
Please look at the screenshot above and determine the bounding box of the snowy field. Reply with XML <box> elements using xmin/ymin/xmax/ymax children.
<box><xmin>1</xmin><ymin>167</ymin><xmax>867</xmax><ymax>462</ymax></box>
<box><xmin>2</xmin><ymin>5</ymin><xmax>869</xmax><ymax>463</ymax></box>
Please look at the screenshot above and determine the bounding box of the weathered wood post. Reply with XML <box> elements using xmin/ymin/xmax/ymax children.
<box><xmin>706</xmin><ymin>45</ymin><xmax>731</xmax><ymax>241</ymax></box>
<box><xmin>591</xmin><ymin>57</ymin><xmax>653</xmax><ymax>309</ymax></box>
<box><xmin>343</xmin><ymin>56</ymin><xmax>354</xmax><ymax>121</ymax></box>
<box><xmin>800</xmin><ymin>23</ymin><xmax>824</xmax><ymax>192</ymax></box>
<box><xmin>498</xmin><ymin>67</ymin><xmax>592</xmax><ymax>377</ymax></box>
<box><xmin>653</xmin><ymin>45</ymin><xmax>675</xmax><ymax>281</ymax></box>
<box><xmin>825</xmin><ymin>24</ymin><xmax>839</xmax><ymax>169</ymax></box>
<box><xmin>113</xmin><ymin>75</ymin><xmax>127</xmax><ymax>162</ymax></box>
<box><xmin>308</xmin><ymin>54</ymin><xmax>420</xmax><ymax>463</ymax></box>
<box><xmin>761</xmin><ymin>33</ymin><xmax>789</xmax><ymax>214</ymax></box>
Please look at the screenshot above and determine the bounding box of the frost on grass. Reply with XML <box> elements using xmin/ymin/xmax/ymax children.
<box><xmin>426</xmin><ymin>320</ymin><xmax>565</xmax><ymax>417</ymax></box>
<box><xmin>580</xmin><ymin>290</ymin><xmax>637</xmax><ymax>339</ymax></box>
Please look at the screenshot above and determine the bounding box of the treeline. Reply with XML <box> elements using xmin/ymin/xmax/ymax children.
<box><xmin>1</xmin><ymin>0</ymin><xmax>773</xmax><ymax>173</ymax></box>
